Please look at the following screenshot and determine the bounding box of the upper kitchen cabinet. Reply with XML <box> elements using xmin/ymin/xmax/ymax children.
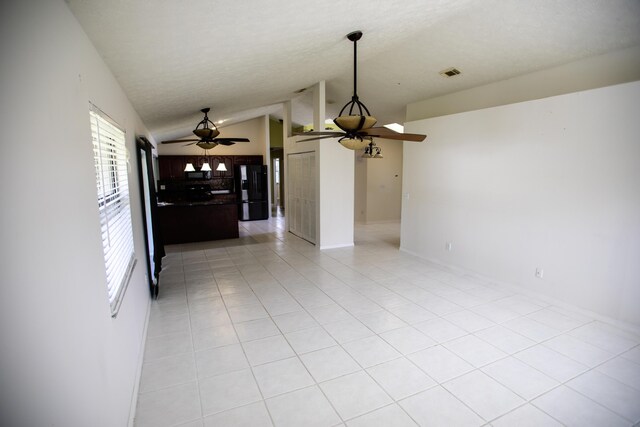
<box><xmin>158</xmin><ymin>155</ymin><xmax>263</xmax><ymax>181</ymax></box>
<box><xmin>158</xmin><ymin>156</ymin><xmax>186</xmax><ymax>179</ymax></box>
<box><xmin>213</xmin><ymin>156</ymin><xmax>234</xmax><ymax>178</ymax></box>
<box><xmin>196</xmin><ymin>156</ymin><xmax>210</xmax><ymax>171</ymax></box>
<box><xmin>234</xmin><ymin>155</ymin><xmax>263</xmax><ymax>166</ymax></box>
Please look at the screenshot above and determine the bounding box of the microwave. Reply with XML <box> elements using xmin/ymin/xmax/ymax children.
<box><xmin>185</xmin><ymin>170</ymin><xmax>211</xmax><ymax>180</ymax></box>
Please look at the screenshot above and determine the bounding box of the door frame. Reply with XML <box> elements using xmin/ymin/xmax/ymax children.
<box><xmin>135</xmin><ymin>136</ymin><xmax>164</xmax><ymax>298</ymax></box>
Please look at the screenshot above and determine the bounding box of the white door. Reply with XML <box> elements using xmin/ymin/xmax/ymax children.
<box><xmin>287</xmin><ymin>151</ymin><xmax>316</xmax><ymax>244</ymax></box>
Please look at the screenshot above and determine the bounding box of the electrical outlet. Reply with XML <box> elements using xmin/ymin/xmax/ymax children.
<box><xmin>446</xmin><ymin>242</ymin><xmax>452</xmax><ymax>251</ymax></box>
<box><xmin>535</xmin><ymin>268</ymin><xmax>544</xmax><ymax>279</ymax></box>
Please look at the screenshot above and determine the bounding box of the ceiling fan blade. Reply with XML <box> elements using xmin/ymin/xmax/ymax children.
<box><xmin>296</xmin><ymin>135</ymin><xmax>341</xmax><ymax>143</ymax></box>
<box><xmin>393</xmin><ymin>133</ymin><xmax>427</xmax><ymax>142</ymax></box>
<box><xmin>294</xmin><ymin>131</ymin><xmax>344</xmax><ymax>137</ymax></box>
<box><xmin>183</xmin><ymin>142</ymin><xmax>198</xmax><ymax>146</ymax></box>
<box><xmin>214</xmin><ymin>138</ymin><xmax>250</xmax><ymax>143</ymax></box>
<box><xmin>360</xmin><ymin>127</ymin><xmax>426</xmax><ymax>142</ymax></box>
<box><xmin>360</xmin><ymin>126</ymin><xmax>398</xmax><ymax>135</ymax></box>
<box><xmin>161</xmin><ymin>138</ymin><xmax>200</xmax><ymax>144</ymax></box>
<box><xmin>215</xmin><ymin>141</ymin><xmax>236</xmax><ymax>146</ymax></box>
<box><xmin>364</xmin><ymin>132</ymin><xmax>426</xmax><ymax>142</ymax></box>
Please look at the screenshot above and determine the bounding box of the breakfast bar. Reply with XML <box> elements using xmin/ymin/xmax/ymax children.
<box><xmin>157</xmin><ymin>198</ymin><xmax>239</xmax><ymax>244</ymax></box>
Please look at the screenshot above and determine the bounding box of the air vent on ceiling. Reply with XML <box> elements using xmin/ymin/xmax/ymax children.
<box><xmin>439</xmin><ymin>67</ymin><xmax>461</xmax><ymax>78</ymax></box>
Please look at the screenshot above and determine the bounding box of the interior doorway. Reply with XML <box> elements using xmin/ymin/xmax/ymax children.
<box><xmin>271</xmin><ymin>148</ymin><xmax>284</xmax><ymax>217</ymax></box>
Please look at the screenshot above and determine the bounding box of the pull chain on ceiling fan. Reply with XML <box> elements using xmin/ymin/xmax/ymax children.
<box><xmin>295</xmin><ymin>31</ymin><xmax>426</xmax><ymax>150</ymax></box>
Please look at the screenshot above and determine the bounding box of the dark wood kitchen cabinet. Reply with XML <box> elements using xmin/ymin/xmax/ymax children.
<box><xmin>196</xmin><ymin>156</ymin><xmax>209</xmax><ymax>171</ymax></box>
<box><xmin>158</xmin><ymin>201</ymin><xmax>239</xmax><ymax>244</ymax></box>
<box><xmin>213</xmin><ymin>156</ymin><xmax>234</xmax><ymax>178</ymax></box>
<box><xmin>233</xmin><ymin>155</ymin><xmax>263</xmax><ymax>166</ymax></box>
<box><xmin>158</xmin><ymin>155</ymin><xmax>263</xmax><ymax>181</ymax></box>
<box><xmin>158</xmin><ymin>156</ymin><xmax>186</xmax><ymax>179</ymax></box>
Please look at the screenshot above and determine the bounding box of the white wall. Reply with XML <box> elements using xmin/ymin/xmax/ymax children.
<box><xmin>318</xmin><ymin>139</ymin><xmax>355</xmax><ymax>249</ymax></box>
<box><xmin>0</xmin><ymin>1</ymin><xmax>152</xmax><ymax>426</ymax></box>
<box><xmin>402</xmin><ymin>81</ymin><xmax>640</xmax><ymax>329</ymax></box>
<box><xmin>354</xmin><ymin>154</ymin><xmax>368</xmax><ymax>223</ymax></box>
<box><xmin>157</xmin><ymin>115</ymin><xmax>268</xmax><ymax>158</ymax></box>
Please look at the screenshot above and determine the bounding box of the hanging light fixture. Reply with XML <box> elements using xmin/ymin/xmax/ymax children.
<box><xmin>216</xmin><ymin>162</ymin><xmax>227</xmax><ymax>172</ymax></box>
<box><xmin>336</xmin><ymin>31</ymin><xmax>375</xmax><ymax>132</ymax></box>
<box><xmin>362</xmin><ymin>140</ymin><xmax>382</xmax><ymax>159</ymax></box>
<box><xmin>192</xmin><ymin>108</ymin><xmax>220</xmax><ymax>139</ymax></box>
<box><xmin>199</xmin><ymin>146</ymin><xmax>212</xmax><ymax>171</ymax></box>
<box><xmin>184</xmin><ymin>163</ymin><xmax>196</xmax><ymax>172</ymax></box>
<box><xmin>294</xmin><ymin>32</ymin><xmax>426</xmax><ymax>147</ymax></box>
<box><xmin>337</xmin><ymin>31</ymin><xmax>376</xmax><ymax>150</ymax></box>
<box><xmin>341</xmin><ymin>137</ymin><xmax>369</xmax><ymax>150</ymax></box>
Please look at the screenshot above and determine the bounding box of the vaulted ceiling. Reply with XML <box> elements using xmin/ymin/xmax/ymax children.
<box><xmin>66</xmin><ymin>0</ymin><xmax>640</xmax><ymax>143</ymax></box>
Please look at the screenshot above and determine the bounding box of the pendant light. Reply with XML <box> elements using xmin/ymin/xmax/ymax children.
<box><xmin>199</xmin><ymin>146</ymin><xmax>212</xmax><ymax>171</ymax></box>
<box><xmin>216</xmin><ymin>162</ymin><xmax>227</xmax><ymax>172</ymax></box>
<box><xmin>362</xmin><ymin>140</ymin><xmax>382</xmax><ymax>159</ymax></box>
<box><xmin>184</xmin><ymin>163</ymin><xmax>196</xmax><ymax>172</ymax></box>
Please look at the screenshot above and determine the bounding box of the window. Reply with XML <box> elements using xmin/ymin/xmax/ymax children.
<box><xmin>90</xmin><ymin>103</ymin><xmax>136</xmax><ymax>317</ymax></box>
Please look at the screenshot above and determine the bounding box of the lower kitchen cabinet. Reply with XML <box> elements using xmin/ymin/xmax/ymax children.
<box><xmin>158</xmin><ymin>202</ymin><xmax>239</xmax><ymax>244</ymax></box>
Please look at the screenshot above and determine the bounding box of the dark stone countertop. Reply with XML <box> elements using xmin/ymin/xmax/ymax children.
<box><xmin>157</xmin><ymin>199</ymin><xmax>238</xmax><ymax>207</ymax></box>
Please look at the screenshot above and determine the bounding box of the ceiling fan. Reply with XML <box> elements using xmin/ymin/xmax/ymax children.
<box><xmin>296</xmin><ymin>31</ymin><xmax>426</xmax><ymax>149</ymax></box>
<box><xmin>161</xmin><ymin>107</ymin><xmax>250</xmax><ymax>149</ymax></box>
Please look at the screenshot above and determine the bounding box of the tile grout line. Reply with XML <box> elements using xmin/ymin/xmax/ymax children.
<box><xmin>142</xmin><ymin>220</ymin><xmax>640</xmax><ymax>426</ymax></box>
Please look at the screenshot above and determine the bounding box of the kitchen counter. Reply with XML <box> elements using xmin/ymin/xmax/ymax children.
<box><xmin>158</xmin><ymin>199</ymin><xmax>237</xmax><ymax>207</ymax></box>
<box><xmin>157</xmin><ymin>197</ymin><xmax>239</xmax><ymax>244</ymax></box>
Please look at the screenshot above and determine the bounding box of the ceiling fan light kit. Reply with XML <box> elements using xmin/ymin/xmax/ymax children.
<box><xmin>192</xmin><ymin>108</ymin><xmax>220</xmax><ymax>139</ymax></box>
<box><xmin>295</xmin><ymin>30</ymin><xmax>426</xmax><ymax>149</ymax></box>
<box><xmin>334</xmin><ymin>31</ymin><xmax>377</xmax><ymax>134</ymax></box>
<box><xmin>196</xmin><ymin>141</ymin><xmax>218</xmax><ymax>150</ymax></box>
<box><xmin>334</xmin><ymin>115</ymin><xmax>377</xmax><ymax>132</ymax></box>
<box><xmin>340</xmin><ymin>137</ymin><xmax>370</xmax><ymax>150</ymax></box>
<box><xmin>362</xmin><ymin>141</ymin><xmax>383</xmax><ymax>158</ymax></box>
<box><xmin>161</xmin><ymin>108</ymin><xmax>251</xmax><ymax>150</ymax></box>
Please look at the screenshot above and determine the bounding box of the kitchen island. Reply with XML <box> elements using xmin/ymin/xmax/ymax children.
<box><xmin>157</xmin><ymin>198</ymin><xmax>239</xmax><ymax>244</ymax></box>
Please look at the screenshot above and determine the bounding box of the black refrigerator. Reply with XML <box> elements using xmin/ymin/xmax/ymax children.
<box><xmin>235</xmin><ymin>164</ymin><xmax>269</xmax><ymax>220</ymax></box>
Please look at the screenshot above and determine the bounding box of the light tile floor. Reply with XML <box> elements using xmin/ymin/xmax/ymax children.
<box><xmin>134</xmin><ymin>218</ymin><xmax>640</xmax><ymax>426</ymax></box>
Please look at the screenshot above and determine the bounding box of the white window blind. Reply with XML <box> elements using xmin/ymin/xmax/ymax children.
<box><xmin>90</xmin><ymin>104</ymin><xmax>136</xmax><ymax>317</ymax></box>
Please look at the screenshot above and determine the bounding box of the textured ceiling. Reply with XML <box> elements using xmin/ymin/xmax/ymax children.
<box><xmin>66</xmin><ymin>0</ymin><xmax>640</xmax><ymax>143</ymax></box>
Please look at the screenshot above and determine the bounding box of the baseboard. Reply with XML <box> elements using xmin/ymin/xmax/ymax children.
<box><xmin>399</xmin><ymin>246</ymin><xmax>640</xmax><ymax>336</ymax></box>
<box><xmin>128</xmin><ymin>297</ymin><xmax>151</xmax><ymax>427</ymax></box>
<box><xmin>355</xmin><ymin>219</ymin><xmax>401</xmax><ymax>225</ymax></box>
<box><xmin>320</xmin><ymin>242</ymin><xmax>355</xmax><ymax>250</ymax></box>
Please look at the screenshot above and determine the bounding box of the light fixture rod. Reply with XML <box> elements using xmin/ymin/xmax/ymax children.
<box><xmin>353</xmin><ymin>34</ymin><xmax>357</xmax><ymax>98</ymax></box>
<box><xmin>338</xmin><ymin>31</ymin><xmax>371</xmax><ymax>119</ymax></box>
<box><xmin>346</xmin><ymin>31</ymin><xmax>363</xmax><ymax>102</ymax></box>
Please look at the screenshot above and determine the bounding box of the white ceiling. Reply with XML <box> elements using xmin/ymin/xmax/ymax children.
<box><xmin>66</xmin><ymin>0</ymin><xmax>640</xmax><ymax>143</ymax></box>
